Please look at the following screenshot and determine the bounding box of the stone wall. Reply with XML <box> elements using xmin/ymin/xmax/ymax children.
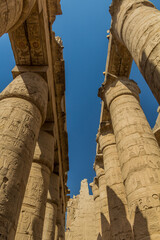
<box><xmin>66</xmin><ymin>179</ymin><xmax>97</xmax><ymax>240</ymax></box>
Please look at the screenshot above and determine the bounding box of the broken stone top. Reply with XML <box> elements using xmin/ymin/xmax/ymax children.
<box><xmin>55</xmin><ymin>36</ymin><xmax>63</xmax><ymax>48</ymax></box>
<box><xmin>80</xmin><ymin>179</ymin><xmax>90</xmax><ymax>197</ymax></box>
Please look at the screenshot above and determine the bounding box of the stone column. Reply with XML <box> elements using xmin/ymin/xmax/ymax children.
<box><xmin>99</xmin><ymin>77</ymin><xmax>160</xmax><ymax>239</ymax></box>
<box><xmin>55</xmin><ymin>196</ymin><xmax>65</xmax><ymax>240</ymax></box>
<box><xmin>54</xmin><ymin>225</ymin><xmax>59</xmax><ymax>240</ymax></box>
<box><xmin>0</xmin><ymin>0</ymin><xmax>36</xmax><ymax>37</ymax></box>
<box><xmin>94</xmin><ymin>155</ymin><xmax>111</xmax><ymax>240</ymax></box>
<box><xmin>42</xmin><ymin>172</ymin><xmax>59</xmax><ymax>240</ymax></box>
<box><xmin>110</xmin><ymin>0</ymin><xmax>160</xmax><ymax>104</ymax></box>
<box><xmin>57</xmin><ymin>199</ymin><xmax>65</xmax><ymax>240</ymax></box>
<box><xmin>97</xmin><ymin>120</ymin><xmax>133</xmax><ymax>239</ymax></box>
<box><xmin>90</xmin><ymin>177</ymin><xmax>102</xmax><ymax>239</ymax></box>
<box><xmin>15</xmin><ymin>130</ymin><xmax>54</xmax><ymax>239</ymax></box>
<box><xmin>0</xmin><ymin>72</ymin><xmax>48</xmax><ymax>239</ymax></box>
<box><xmin>60</xmin><ymin>213</ymin><xmax>65</xmax><ymax>240</ymax></box>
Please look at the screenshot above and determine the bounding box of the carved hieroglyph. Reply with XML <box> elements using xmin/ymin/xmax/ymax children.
<box><xmin>110</xmin><ymin>0</ymin><xmax>160</xmax><ymax>104</ymax></box>
<box><xmin>97</xmin><ymin>120</ymin><xmax>133</xmax><ymax>240</ymax></box>
<box><xmin>94</xmin><ymin>155</ymin><xmax>111</xmax><ymax>240</ymax></box>
<box><xmin>15</xmin><ymin>130</ymin><xmax>54</xmax><ymax>239</ymax></box>
<box><xmin>42</xmin><ymin>173</ymin><xmax>59</xmax><ymax>240</ymax></box>
<box><xmin>0</xmin><ymin>72</ymin><xmax>48</xmax><ymax>239</ymax></box>
<box><xmin>0</xmin><ymin>0</ymin><xmax>36</xmax><ymax>36</ymax></box>
<box><xmin>100</xmin><ymin>77</ymin><xmax>160</xmax><ymax>239</ymax></box>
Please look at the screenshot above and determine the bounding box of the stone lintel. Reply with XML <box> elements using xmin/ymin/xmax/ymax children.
<box><xmin>12</xmin><ymin>65</ymin><xmax>48</xmax><ymax>81</ymax></box>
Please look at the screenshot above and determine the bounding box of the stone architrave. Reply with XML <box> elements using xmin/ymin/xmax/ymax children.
<box><xmin>99</xmin><ymin>77</ymin><xmax>160</xmax><ymax>239</ymax></box>
<box><xmin>110</xmin><ymin>0</ymin><xmax>160</xmax><ymax>104</ymax></box>
<box><xmin>90</xmin><ymin>177</ymin><xmax>102</xmax><ymax>239</ymax></box>
<box><xmin>15</xmin><ymin>130</ymin><xmax>55</xmax><ymax>239</ymax></box>
<box><xmin>97</xmin><ymin>120</ymin><xmax>133</xmax><ymax>239</ymax></box>
<box><xmin>42</xmin><ymin>172</ymin><xmax>59</xmax><ymax>240</ymax></box>
<box><xmin>94</xmin><ymin>155</ymin><xmax>111</xmax><ymax>240</ymax></box>
<box><xmin>0</xmin><ymin>72</ymin><xmax>48</xmax><ymax>239</ymax></box>
<box><xmin>0</xmin><ymin>0</ymin><xmax>36</xmax><ymax>37</ymax></box>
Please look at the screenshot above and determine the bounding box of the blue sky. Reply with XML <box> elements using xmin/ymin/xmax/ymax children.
<box><xmin>0</xmin><ymin>0</ymin><xmax>160</xmax><ymax>197</ymax></box>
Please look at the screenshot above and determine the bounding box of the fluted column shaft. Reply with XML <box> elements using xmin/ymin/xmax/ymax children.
<box><xmin>110</xmin><ymin>0</ymin><xmax>160</xmax><ymax>104</ymax></box>
<box><xmin>98</xmin><ymin>121</ymin><xmax>133</xmax><ymax>239</ymax></box>
<box><xmin>94</xmin><ymin>155</ymin><xmax>111</xmax><ymax>240</ymax></box>
<box><xmin>0</xmin><ymin>0</ymin><xmax>36</xmax><ymax>37</ymax></box>
<box><xmin>90</xmin><ymin>178</ymin><xmax>102</xmax><ymax>239</ymax></box>
<box><xmin>0</xmin><ymin>72</ymin><xmax>48</xmax><ymax>239</ymax></box>
<box><xmin>15</xmin><ymin>130</ymin><xmax>54</xmax><ymax>239</ymax></box>
<box><xmin>42</xmin><ymin>173</ymin><xmax>59</xmax><ymax>240</ymax></box>
<box><xmin>100</xmin><ymin>77</ymin><xmax>160</xmax><ymax>239</ymax></box>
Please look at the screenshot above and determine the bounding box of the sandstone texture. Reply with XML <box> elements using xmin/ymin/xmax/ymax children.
<box><xmin>0</xmin><ymin>0</ymin><xmax>69</xmax><ymax>239</ymax></box>
<box><xmin>1</xmin><ymin>0</ymin><xmax>160</xmax><ymax>239</ymax></box>
<box><xmin>66</xmin><ymin>179</ymin><xmax>97</xmax><ymax>240</ymax></box>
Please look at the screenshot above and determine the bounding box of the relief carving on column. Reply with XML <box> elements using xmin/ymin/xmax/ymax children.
<box><xmin>101</xmin><ymin>77</ymin><xmax>160</xmax><ymax>239</ymax></box>
<box><xmin>16</xmin><ymin>130</ymin><xmax>55</xmax><ymax>239</ymax></box>
<box><xmin>0</xmin><ymin>72</ymin><xmax>48</xmax><ymax>239</ymax></box>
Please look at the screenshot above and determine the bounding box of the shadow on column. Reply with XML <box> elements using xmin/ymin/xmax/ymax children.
<box><xmin>31</xmin><ymin>167</ymin><xmax>49</xmax><ymax>240</ymax></box>
<box><xmin>101</xmin><ymin>212</ymin><xmax>110</xmax><ymax>240</ymax></box>
<box><xmin>97</xmin><ymin>233</ymin><xmax>102</xmax><ymax>240</ymax></box>
<box><xmin>107</xmin><ymin>186</ymin><xmax>133</xmax><ymax>239</ymax></box>
<box><xmin>133</xmin><ymin>206</ymin><xmax>151</xmax><ymax>240</ymax></box>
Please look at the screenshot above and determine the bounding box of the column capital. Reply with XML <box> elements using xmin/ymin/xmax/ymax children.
<box><xmin>90</xmin><ymin>177</ymin><xmax>100</xmax><ymax>200</ymax></box>
<box><xmin>94</xmin><ymin>154</ymin><xmax>105</xmax><ymax>178</ymax></box>
<box><xmin>96</xmin><ymin>121</ymin><xmax>112</xmax><ymax>137</ymax></box>
<box><xmin>0</xmin><ymin>72</ymin><xmax>48</xmax><ymax>123</ymax></box>
<box><xmin>97</xmin><ymin>121</ymin><xmax>116</xmax><ymax>151</ymax></box>
<box><xmin>34</xmin><ymin>130</ymin><xmax>54</xmax><ymax>171</ymax></box>
<box><xmin>99</xmin><ymin>77</ymin><xmax>140</xmax><ymax>109</ymax></box>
